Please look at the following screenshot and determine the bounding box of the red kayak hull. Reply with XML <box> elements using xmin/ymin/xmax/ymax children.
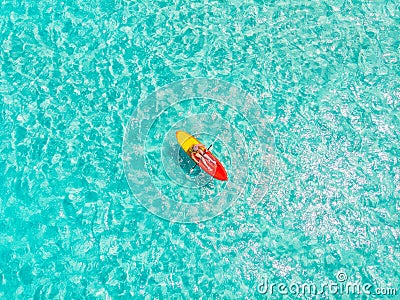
<box><xmin>197</xmin><ymin>152</ymin><xmax>228</xmax><ymax>181</ymax></box>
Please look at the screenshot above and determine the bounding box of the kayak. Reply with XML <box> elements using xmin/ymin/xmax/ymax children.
<box><xmin>175</xmin><ymin>130</ymin><xmax>228</xmax><ymax>181</ymax></box>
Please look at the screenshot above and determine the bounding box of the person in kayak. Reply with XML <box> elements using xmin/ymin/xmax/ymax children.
<box><xmin>191</xmin><ymin>144</ymin><xmax>216</xmax><ymax>172</ymax></box>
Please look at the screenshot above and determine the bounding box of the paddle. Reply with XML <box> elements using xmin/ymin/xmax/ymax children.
<box><xmin>189</xmin><ymin>144</ymin><xmax>213</xmax><ymax>173</ymax></box>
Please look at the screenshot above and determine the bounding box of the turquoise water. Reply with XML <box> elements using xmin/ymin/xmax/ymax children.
<box><xmin>1</xmin><ymin>0</ymin><xmax>399</xmax><ymax>298</ymax></box>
